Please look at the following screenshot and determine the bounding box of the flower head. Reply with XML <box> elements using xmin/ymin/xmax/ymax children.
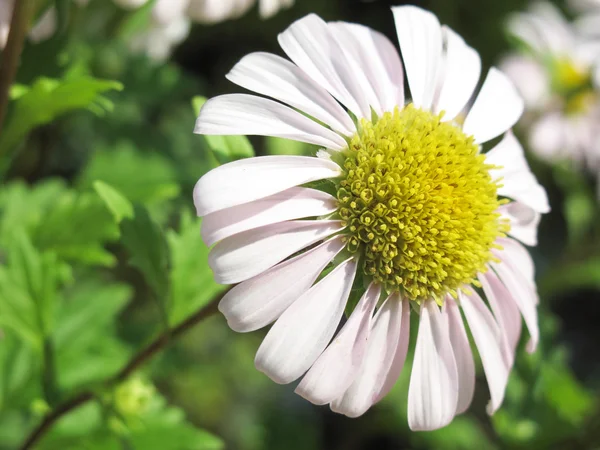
<box><xmin>502</xmin><ymin>2</ymin><xmax>600</xmax><ymax>170</ymax></box>
<box><xmin>194</xmin><ymin>6</ymin><xmax>549</xmax><ymax>430</ymax></box>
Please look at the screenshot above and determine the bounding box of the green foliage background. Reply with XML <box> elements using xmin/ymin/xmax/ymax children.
<box><xmin>1</xmin><ymin>0</ymin><xmax>599</xmax><ymax>449</ymax></box>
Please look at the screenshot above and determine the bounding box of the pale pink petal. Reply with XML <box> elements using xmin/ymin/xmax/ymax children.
<box><xmin>208</xmin><ymin>220</ymin><xmax>343</xmax><ymax>284</ymax></box>
<box><xmin>372</xmin><ymin>298</ymin><xmax>411</xmax><ymax>404</ymax></box>
<box><xmin>277</xmin><ymin>14</ymin><xmax>371</xmax><ymax>118</ymax></box>
<box><xmin>226</xmin><ymin>52</ymin><xmax>355</xmax><ymax>136</ymax></box>
<box><xmin>327</xmin><ymin>22</ymin><xmax>405</xmax><ymax>115</ymax></box>
<box><xmin>331</xmin><ymin>294</ymin><xmax>410</xmax><ymax>418</ymax></box>
<box><xmin>201</xmin><ymin>187</ymin><xmax>338</xmax><ymax>246</ymax></box>
<box><xmin>194</xmin><ymin>94</ymin><xmax>348</xmax><ymax>150</ymax></box>
<box><xmin>486</xmin><ymin>131</ymin><xmax>550</xmax><ymax>214</ymax></box>
<box><xmin>498</xmin><ymin>202</ymin><xmax>541</xmax><ymax>246</ymax></box>
<box><xmin>435</xmin><ymin>26</ymin><xmax>481</xmax><ymax>121</ymax></box>
<box><xmin>255</xmin><ymin>258</ymin><xmax>358</xmax><ymax>384</ymax></box>
<box><xmin>460</xmin><ymin>291</ymin><xmax>509</xmax><ymax>414</ymax></box>
<box><xmin>392</xmin><ymin>6</ymin><xmax>443</xmax><ymax>110</ymax></box>
<box><xmin>218</xmin><ymin>235</ymin><xmax>345</xmax><ymax>332</ymax></box>
<box><xmin>445</xmin><ymin>298</ymin><xmax>475</xmax><ymax>415</ymax></box>
<box><xmin>496</xmin><ymin>237</ymin><xmax>535</xmax><ymax>286</ymax></box>
<box><xmin>491</xmin><ymin>258</ymin><xmax>539</xmax><ymax>354</ymax></box>
<box><xmin>194</xmin><ymin>155</ymin><xmax>341</xmax><ymax>216</ymax></box>
<box><xmin>295</xmin><ymin>283</ymin><xmax>381</xmax><ymax>404</ymax></box>
<box><xmin>407</xmin><ymin>301</ymin><xmax>458</xmax><ymax>431</ymax></box>
<box><xmin>478</xmin><ymin>269</ymin><xmax>522</xmax><ymax>367</ymax></box>
<box><xmin>463</xmin><ymin>68</ymin><xmax>524</xmax><ymax>144</ymax></box>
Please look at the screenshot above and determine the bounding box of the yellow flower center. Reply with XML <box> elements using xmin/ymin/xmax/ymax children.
<box><xmin>551</xmin><ymin>58</ymin><xmax>596</xmax><ymax>115</ymax></box>
<box><xmin>336</xmin><ymin>105</ymin><xmax>507</xmax><ymax>302</ymax></box>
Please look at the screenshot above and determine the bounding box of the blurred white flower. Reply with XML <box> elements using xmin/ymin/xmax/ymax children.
<box><xmin>128</xmin><ymin>0</ymin><xmax>292</xmax><ymax>61</ymax></box>
<box><xmin>502</xmin><ymin>2</ymin><xmax>600</xmax><ymax>170</ymax></box>
<box><xmin>187</xmin><ymin>0</ymin><xmax>293</xmax><ymax>24</ymax></box>
<box><xmin>0</xmin><ymin>1</ymin><xmax>57</xmax><ymax>49</ymax></box>
<box><xmin>569</xmin><ymin>0</ymin><xmax>600</xmax><ymax>13</ymax></box>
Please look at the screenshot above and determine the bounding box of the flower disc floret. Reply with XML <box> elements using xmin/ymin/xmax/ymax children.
<box><xmin>337</xmin><ymin>105</ymin><xmax>508</xmax><ymax>301</ymax></box>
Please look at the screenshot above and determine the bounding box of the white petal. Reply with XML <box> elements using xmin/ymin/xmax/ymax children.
<box><xmin>486</xmin><ymin>131</ymin><xmax>550</xmax><ymax>214</ymax></box>
<box><xmin>491</xmin><ymin>258</ymin><xmax>539</xmax><ymax>354</ymax></box>
<box><xmin>255</xmin><ymin>258</ymin><xmax>358</xmax><ymax>384</ymax></box>
<box><xmin>498</xmin><ymin>202</ymin><xmax>541</xmax><ymax>246</ymax></box>
<box><xmin>445</xmin><ymin>298</ymin><xmax>475</xmax><ymax>415</ymax></box>
<box><xmin>435</xmin><ymin>26</ymin><xmax>481</xmax><ymax>121</ymax></box>
<box><xmin>459</xmin><ymin>291</ymin><xmax>509</xmax><ymax>414</ymax></box>
<box><xmin>407</xmin><ymin>301</ymin><xmax>458</xmax><ymax>431</ymax></box>
<box><xmin>463</xmin><ymin>68</ymin><xmax>524</xmax><ymax>144</ymax></box>
<box><xmin>277</xmin><ymin>14</ymin><xmax>370</xmax><ymax>118</ymax></box>
<box><xmin>219</xmin><ymin>235</ymin><xmax>345</xmax><ymax>332</ymax></box>
<box><xmin>226</xmin><ymin>52</ymin><xmax>355</xmax><ymax>136</ymax></box>
<box><xmin>496</xmin><ymin>237</ymin><xmax>536</xmax><ymax>286</ymax></box>
<box><xmin>194</xmin><ymin>155</ymin><xmax>341</xmax><ymax>216</ymax></box>
<box><xmin>208</xmin><ymin>220</ymin><xmax>343</xmax><ymax>284</ymax></box>
<box><xmin>327</xmin><ymin>22</ymin><xmax>405</xmax><ymax>114</ymax></box>
<box><xmin>392</xmin><ymin>6</ymin><xmax>443</xmax><ymax>110</ymax></box>
<box><xmin>201</xmin><ymin>187</ymin><xmax>338</xmax><ymax>246</ymax></box>
<box><xmin>331</xmin><ymin>294</ymin><xmax>410</xmax><ymax>418</ymax></box>
<box><xmin>478</xmin><ymin>269</ymin><xmax>522</xmax><ymax>367</ymax></box>
<box><xmin>295</xmin><ymin>283</ymin><xmax>381</xmax><ymax>405</ymax></box>
<box><xmin>372</xmin><ymin>297</ymin><xmax>411</xmax><ymax>404</ymax></box>
<box><xmin>194</xmin><ymin>94</ymin><xmax>348</xmax><ymax>150</ymax></box>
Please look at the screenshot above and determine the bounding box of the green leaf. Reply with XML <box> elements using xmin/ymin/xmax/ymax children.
<box><xmin>93</xmin><ymin>181</ymin><xmax>134</xmax><ymax>224</ymax></box>
<box><xmin>54</xmin><ymin>279</ymin><xmax>132</xmax><ymax>390</ymax></box>
<box><xmin>166</xmin><ymin>211</ymin><xmax>225</xmax><ymax>326</ymax></box>
<box><xmin>204</xmin><ymin>134</ymin><xmax>255</xmax><ymax>164</ymax></box>
<box><xmin>0</xmin><ymin>74</ymin><xmax>122</xmax><ymax>160</ymax></box>
<box><xmin>193</xmin><ymin>96</ymin><xmax>254</xmax><ymax>163</ymax></box>
<box><xmin>191</xmin><ymin>96</ymin><xmax>206</xmax><ymax>116</ymax></box>
<box><xmin>121</xmin><ymin>205</ymin><xmax>170</xmax><ymax>300</ymax></box>
<box><xmin>129</xmin><ymin>424</ymin><xmax>224</xmax><ymax>450</ymax></box>
<box><xmin>32</xmin><ymin>190</ymin><xmax>120</xmax><ymax>267</ymax></box>
<box><xmin>79</xmin><ymin>142</ymin><xmax>180</xmax><ymax>206</ymax></box>
<box><xmin>0</xmin><ymin>329</ymin><xmax>39</xmax><ymax>412</ymax></box>
<box><xmin>266</xmin><ymin>136</ymin><xmax>312</xmax><ymax>156</ymax></box>
<box><xmin>0</xmin><ymin>180</ymin><xmax>120</xmax><ymax>267</ymax></box>
<box><xmin>553</xmin><ymin>164</ymin><xmax>597</xmax><ymax>245</ymax></box>
<box><xmin>0</xmin><ymin>231</ymin><xmax>70</xmax><ymax>348</ymax></box>
<box><xmin>563</xmin><ymin>190</ymin><xmax>595</xmax><ymax>245</ymax></box>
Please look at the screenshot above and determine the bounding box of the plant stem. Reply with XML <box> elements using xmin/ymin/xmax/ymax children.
<box><xmin>0</xmin><ymin>0</ymin><xmax>35</xmax><ymax>135</ymax></box>
<box><xmin>18</xmin><ymin>298</ymin><xmax>220</xmax><ymax>450</ymax></box>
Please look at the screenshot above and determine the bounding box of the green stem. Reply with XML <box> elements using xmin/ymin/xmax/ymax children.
<box><xmin>0</xmin><ymin>0</ymin><xmax>35</xmax><ymax>136</ymax></box>
<box><xmin>42</xmin><ymin>338</ymin><xmax>59</xmax><ymax>405</ymax></box>
<box><xmin>18</xmin><ymin>297</ymin><xmax>220</xmax><ymax>450</ymax></box>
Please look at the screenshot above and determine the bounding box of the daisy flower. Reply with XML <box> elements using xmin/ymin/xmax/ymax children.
<box><xmin>501</xmin><ymin>2</ymin><xmax>600</xmax><ymax>170</ymax></box>
<box><xmin>194</xmin><ymin>6</ymin><xmax>549</xmax><ymax>430</ymax></box>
